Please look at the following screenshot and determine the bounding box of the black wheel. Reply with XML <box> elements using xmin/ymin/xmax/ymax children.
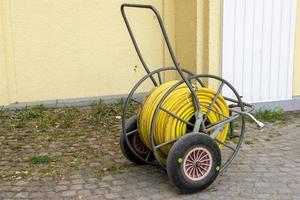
<box><xmin>120</xmin><ymin>116</ymin><xmax>154</xmax><ymax>165</ymax></box>
<box><xmin>166</xmin><ymin>133</ymin><xmax>221</xmax><ymax>193</ymax></box>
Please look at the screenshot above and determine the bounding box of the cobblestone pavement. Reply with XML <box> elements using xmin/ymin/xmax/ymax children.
<box><xmin>1</xmin><ymin>117</ymin><xmax>300</xmax><ymax>200</ymax></box>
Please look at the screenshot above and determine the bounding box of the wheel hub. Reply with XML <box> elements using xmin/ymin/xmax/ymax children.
<box><xmin>183</xmin><ymin>147</ymin><xmax>212</xmax><ymax>181</ymax></box>
<box><xmin>195</xmin><ymin>161</ymin><xmax>201</xmax><ymax>167</ymax></box>
<box><xmin>132</xmin><ymin>133</ymin><xmax>150</xmax><ymax>155</ymax></box>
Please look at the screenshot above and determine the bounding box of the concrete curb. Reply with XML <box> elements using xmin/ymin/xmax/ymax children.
<box><xmin>3</xmin><ymin>94</ymin><xmax>300</xmax><ymax>112</ymax></box>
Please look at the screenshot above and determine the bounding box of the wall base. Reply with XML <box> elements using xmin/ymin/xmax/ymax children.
<box><xmin>253</xmin><ymin>96</ymin><xmax>300</xmax><ymax>112</ymax></box>
<box><xmin>4</xmin><ymin>95</ymin><xmax>300</xmax><ymax>112</ymax></box>
<box><xmin>3</xmin><ymin>94</ymin><xmax>143</xmax><ymax>110</ymax></box>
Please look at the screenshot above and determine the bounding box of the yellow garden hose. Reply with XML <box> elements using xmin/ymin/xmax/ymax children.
<box><xmin>138</xmin><ymin>81</ymin><xmax>229</xmax><ymax>162</ymax></box>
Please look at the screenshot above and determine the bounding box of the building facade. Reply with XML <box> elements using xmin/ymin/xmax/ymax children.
<box><xmin>0</xmin><ymin>0</ymin><xmax>299</xmax><ymax>109</ymax></box>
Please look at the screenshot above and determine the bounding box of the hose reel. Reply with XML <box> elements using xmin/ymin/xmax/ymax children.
<box><xmin>138</xmin><ymin>81</ymin><xmax>230</xmax><ymax>163</ymax></box>
<box><xmin>119</xmin><ymin>4</ymin><xmax>264</xmax><ymax>194</ymax></box>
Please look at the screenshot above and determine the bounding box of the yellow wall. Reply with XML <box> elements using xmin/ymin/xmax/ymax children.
<box><xmin>0</xmin><ymin>1</ymin><xmax>9</xmax><ymax>105</ymax></box>
<box><xmin>0</xmin><ymin>0</ymin><xmax>176</xmax><ymax>105</ymax></box>
<box><xmin>8</xmin><ymin>0</ymin><xmax>295</xmax><ymax>106</ymax></box>
<box><xmin>175</xmin><ymin>0</ymin><xmax>198</xmax><ymax>74</ymax></box>
<box><xmin>196</xmin><ymin>0</ymin><xmax>209</xmax><ymax>74</ymax></box>
<box><xmin>207</xmin><ymin>0</ymin><xmax>222</xmax><ymax>76</ymax></box>
<box><xmin>174</xmin><ymin>0</ymin><xmax>221</xmax><ymax>88</ymax></box>
<box><xmin>294</xmin><ymin>0</ymin><xmax>300</xmax><ymax>96</ymax></box>
<box><xmin>162</xmin><ymin>0</ymin><xmax>176</xmax><ymax>81</ymax></box>
<box><xmin>1</xmin><ymin>0</ymin><xmax>298</xmax><ymax>106</ymax></box>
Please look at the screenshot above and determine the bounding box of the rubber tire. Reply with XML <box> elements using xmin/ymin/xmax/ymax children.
<box><xmin>120</xmin><ymin>116</ymin><xmax>146</xmax><ymax>165</ymax></box>
<box><xmin>167</xmin><ymin>133</ymin><xmax>221</xmax><ymax>194</ymax></box>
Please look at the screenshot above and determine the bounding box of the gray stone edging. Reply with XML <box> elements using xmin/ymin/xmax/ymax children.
<box><xmin>3</xmin><ymin>94</ymin><xmax>300</xmax><ymax>112</ymax></box>
<box><xmin>253</xmin><ymin>96</ymin><xmax>300</xmax><ymax>112</ymax></box>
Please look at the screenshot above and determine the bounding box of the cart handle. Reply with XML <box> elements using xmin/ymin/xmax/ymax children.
<box><xmin>121</xmin><ymin>4</ymin><xmax>201</xmax><ymax>115</ymax></box>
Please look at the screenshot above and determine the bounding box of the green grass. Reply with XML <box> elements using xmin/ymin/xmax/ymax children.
<box><xmin>226</xmin><ymin>126</ymin><xmax>234</xmax><ymax>140</ymax></box>
<box><xmin>0</xmin><ymin>100</ymin><xmax>134</xmax><ymax>133</ymax></box>
<box><xmin>96</xmin><ymin>164</ymin><xmax>123</xmax><ymax>179</ymax></box>
<box><xmin>255</xmin><ymin>108</ymin><xmax>288</xmax><ymax>123</ymax></box>
<box><xmin>226</xmin><ymin>119</ymin><xmax>241</xmax><ymax>140</ymax></box>
<box><xmin>244</xmin><ymin>140</ymin><xmax>255</xmax><ymax>145</ymax></box>
<box><xmin>20</xmin><ymin>105</ymin><xmax>47</xmax><ymax>120</ymax></box>
<box><xmin>0</xmin><ymin>100</ymin><xmax>139</xmax><ymax>182</ymax></box>
<box><xmin>28</xmin><ymin>155</ymin><xmax>61</xmax><ymax>165</ymax></box>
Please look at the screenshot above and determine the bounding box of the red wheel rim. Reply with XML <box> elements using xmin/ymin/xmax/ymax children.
<box><xmin>183</xmin><ymin>147</ymin><xmax>212</xmax><ymax>181</ymax></box>
<box><xmin>132</xmin><ymin>133</ymin><xmax>150</xmax><ymax>155</ymax></box>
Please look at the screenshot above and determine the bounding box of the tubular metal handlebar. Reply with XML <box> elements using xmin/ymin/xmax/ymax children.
<box><xmin>121</xmin><ymin>4</ymin><xmax>158</xmax><ymax>86</ymax></box>
<box><xmin>121</xmin><ymin>3</ymin><xmax>201</xmax><ymax>114</ymax></box>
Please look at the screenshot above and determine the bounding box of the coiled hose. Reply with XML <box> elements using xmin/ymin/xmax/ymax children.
<box><xmin>138</xmin><ymin>81</ymin><xmax>229</xmax><ymax>162</ymax></box>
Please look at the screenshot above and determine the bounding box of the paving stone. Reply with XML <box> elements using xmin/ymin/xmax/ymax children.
<box><xmin>54</xmin><ymin>185</ymin><xmax>68</xmax><ymax>192</ymax></box>
<box><xmin>110</xmin><ymin>186</ymin><xmax>125</xmax><ymax>192</ymax></box>
<box><xmin>61</xmin><ymin>190</ymin><xmax>77</xmax><ymax>197</ymax></box>
<box><xmin>14</xmin><ymin>192</ymin><xmax>28</xmax><ymax>199</ymax></box>
<box><xmin>87</xmin><ymin>178</ymin><xmax>98</xmax><ymax>183</ymax></box>
<box><xmin>93</xmin><ymin>188</ymin><xmax>109</xmax><ymax>195</ymax></box>
<box><xmin>78</xmin><ymin>189</ymin><xmax>92</xmax><ymax>197</ymax></box>
<box><xmin>29</xmin><ymin>192</ymin><xmax>44</xmax><ymax>198</ymax></box>
<box><xmin>102</xmin><ymin>175</ymin><xmax>115</xmax><ymax>181</ymax></box>
<box><xmin>83</xmin><ymin>184</ymin><xmax>97</xmax><ymax>189</ymax></box>
<box><xmin>58</xmin><ymin>180</ymin><xmax>70</xmax><ymax>185</ymax></box>
<box><xmin>70</xmin><ymin>184</ymin><xmax>83</xmax><ymax>190</ymax></box>
<box><xmin>104</xmin><ymin>193</ymin><xmax>120</xmax><ymax>199</ymax></box>
<box><xmin>47</xmin><ymin>191</ymin><xmax>59</xmax><ymax>198</ymax></box>
<box><xmin>26</xmin><ymin>186</ymin><xmax>41</xmax><ymax>192</ymax></box>
<box><xmin>112</xmin><ymin>180</ymin><xmax>125</xmax><ymax>185</ymax></box>
<box><xmin>9</xmin><ymin>186</ymin><xmax>23</xmax><ymax>192</ymax></box>
<box><xmin>15</xmin><ymin>181</ymin><xmax>27</xmax><ymax>186</ymax></box>
<box><xmin>72</xmin><ymin>179</ymin><xmax>85</xmax><ymax>184</ymax></box>
<box><xmin>1</xmin><ymin>116</ymin><xmax>300</xmax><ymax>199</ymax></box>
<box><xmin>0</xmin><ymin>192</ymin><xmax>14</xmax><ymax>198</ymax></box>
<box><xmin>70</xmin><ymin>174</ymin><xmax>82</xmax><ymax>179</ymax></box>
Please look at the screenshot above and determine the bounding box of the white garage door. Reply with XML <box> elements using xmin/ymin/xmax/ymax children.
<box><xmin>222</xmin><ymin>0</ymin><xmax>297</xmax><ymax>103</ymax></box>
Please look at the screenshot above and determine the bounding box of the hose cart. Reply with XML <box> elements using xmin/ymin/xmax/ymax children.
<box><xmin>120</xmin><ymin>4</ymin><xmax>264</xmax><ymax>193</ymax></box>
